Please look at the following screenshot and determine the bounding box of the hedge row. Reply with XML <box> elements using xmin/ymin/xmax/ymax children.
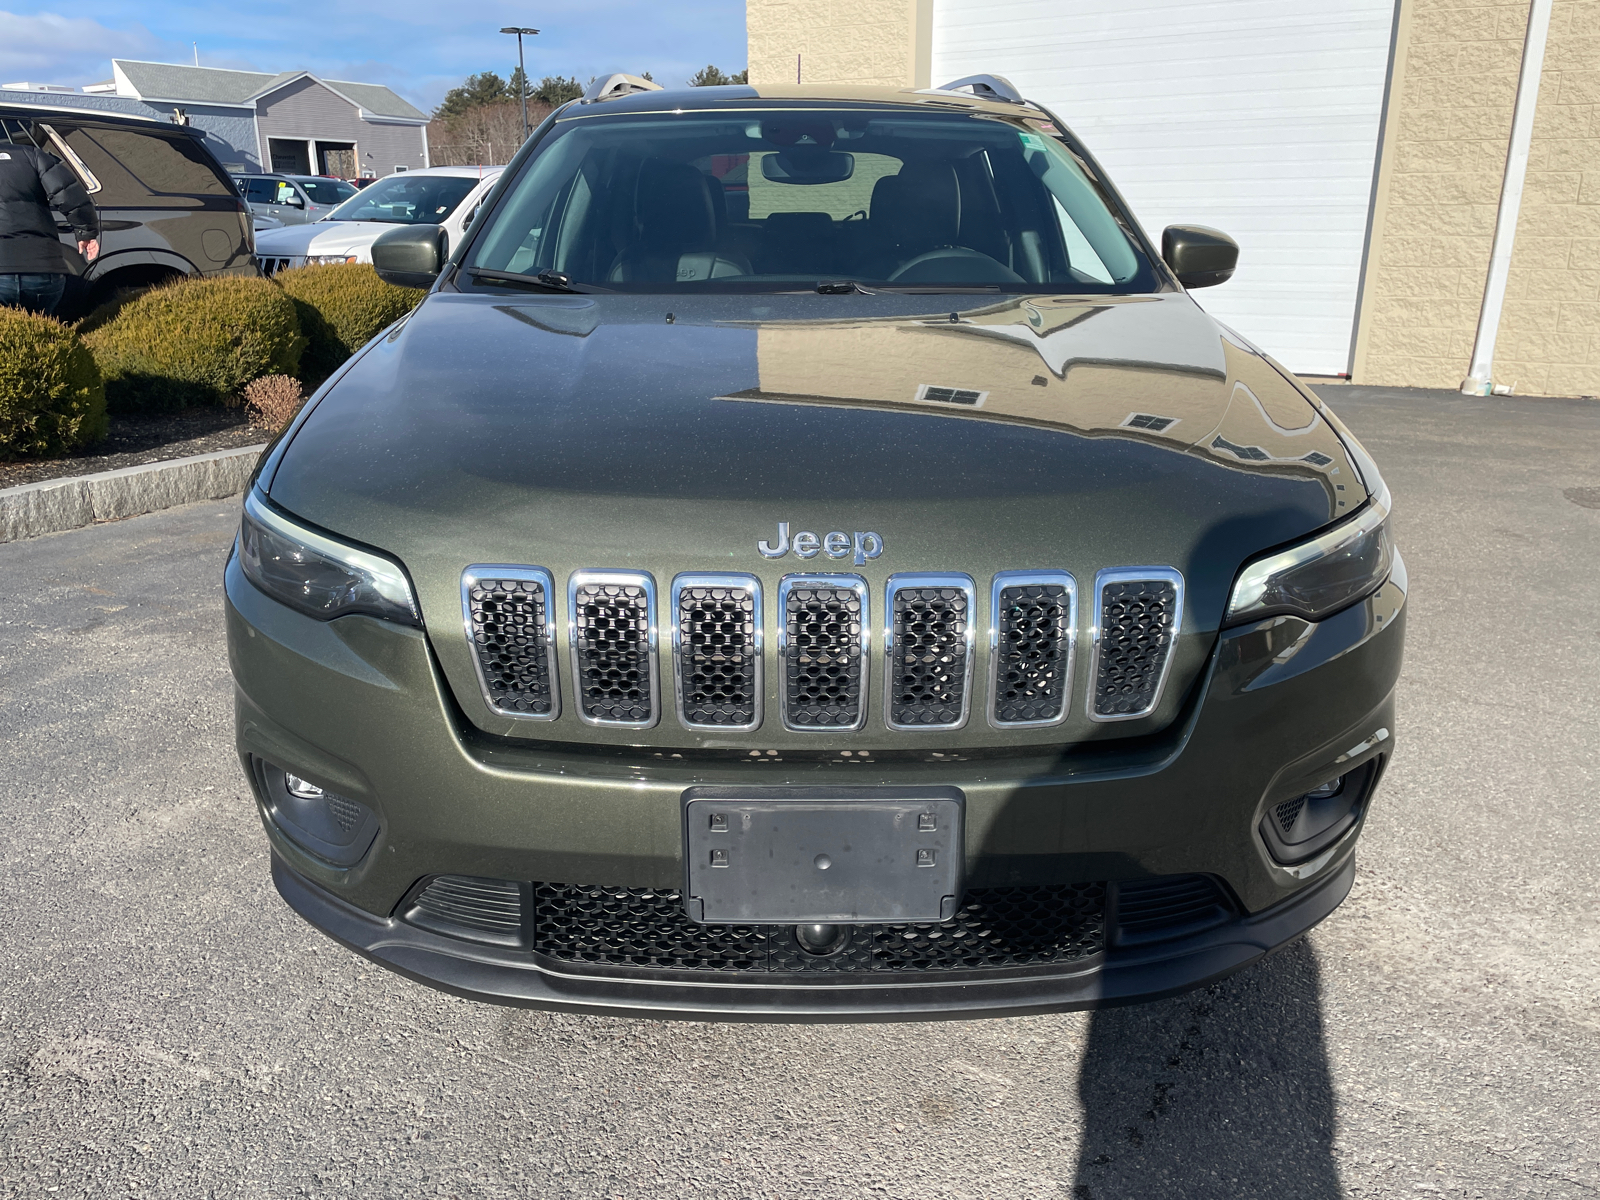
<box><xmin>0</xmin><ymin>309</ymin><xmax>107</xmax><ymax>459</ymax></box>
<box><xmin>0</xmin><ymin>264</ymin><xmax>426</xmax><ymax>458</ymax></box>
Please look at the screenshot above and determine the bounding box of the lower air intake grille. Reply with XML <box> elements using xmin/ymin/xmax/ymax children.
<box><xmin>466</xmin><ymin>574</ymin><xmax>553</xmax><ymax>716</ymax></box>
<box><xmin>887</xmin><ymin>578</ymin><xmax>973</xmax><ymax>728</ymax></box>
<box><xmin>676</xmin><ymin>580</ymin><xmax>759</xmax><ymax>728</ymax></box>
<box><xmin>531</xmin><ymin>881</ymin><xmax>1106</xmax><ymax>973</ymax></box>
<box><xmin>1094</xmin><ymin>575</ymin><xmax>1180</xmax><ymax>718</ymax></box>
<box><xmin>993</xmin><ymin>581</ymin><xmax>1072</xmax><ymax>724</ymax></box>
<box><xmin>572</xmin><ymin>576</ymin><xmax>654</xmax><ymax>725</ymax></box>
<box><xmin>405</xmin><ymin>875</ymin><xmax>526</xmax><ymax>948</ymax></box>
<box><xmin>783</xmin><ymin>582</ymin><xmax>864</xmax><ymax>729</ymax></box>
<box><xmin>1113</xmin><ymin>875</ymin><xmax>1233</xmax><ymax>947</ymax></box>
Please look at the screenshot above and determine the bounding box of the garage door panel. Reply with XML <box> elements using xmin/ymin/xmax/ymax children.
<box><xmin>934</xmin><ymin>0</ymin><xmax>1395</xmax><ymax>375</ymax></box>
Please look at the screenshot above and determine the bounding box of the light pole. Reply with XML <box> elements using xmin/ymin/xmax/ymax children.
<box><xmin>499</xmin><ymin>27</ymin><xmax>540</xmax><ymax>145</ymax></box>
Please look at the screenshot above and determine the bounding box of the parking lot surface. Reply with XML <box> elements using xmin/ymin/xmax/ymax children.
<box><xmin>1</xmin><ymin>385</ymin><xmax>1596</xmax><ymax>1199</ymax></box>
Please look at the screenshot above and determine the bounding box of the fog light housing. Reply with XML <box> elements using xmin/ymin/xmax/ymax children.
<box><xmin>254</xmin><ymin>759</ymin><xmax>379</xmax><ymax>867</ymax></box>
<box><xmin>1259</xmin><ymin>760</ymin><xmax>1378</xmax><ymax>865</ymax></box>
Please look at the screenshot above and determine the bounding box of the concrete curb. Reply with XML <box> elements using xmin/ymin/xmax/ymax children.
<box><xmin>0</xmin><ymin>443</ymin><xmax>267</xmax><ymax>544</ymax></box>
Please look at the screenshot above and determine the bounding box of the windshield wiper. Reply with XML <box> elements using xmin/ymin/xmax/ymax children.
<box><xmin>465</xmin><ymin>267</ymin><xmax>605</xmax><ymax>294</ymax></box>
<box><xmin>814</xmin><ymin>280</ymin><xmax>1003</xmax><ymax>295</ymax></box>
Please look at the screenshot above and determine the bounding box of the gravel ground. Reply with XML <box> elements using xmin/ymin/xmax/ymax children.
<box><xmin>0</xmin><ymin>385</ymin><xmax>1595</xmax><ymax>1199</ymax></box>
<box><xmin>0</xmin><ymin>409</ymin><xmax>267</xmax><ymax>490</ymax></box>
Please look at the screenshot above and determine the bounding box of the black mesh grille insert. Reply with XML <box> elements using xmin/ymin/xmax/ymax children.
<box><xmin>406</xmin><ymin>875</ymin><xmax>525</xmax><ymax>947</ymax></box>
<box><xmin>994</xmin><ymin>583</ymin><xmax>1072</xmax><ymax>724</ymax></box>
<box><xmin>784</xmin><ymin>585</ymin><xmax>863</xmax><ymax>729</ymax></box>
<box><xmin>1113</xmin><ymin>875</ymin><xmax>1233</xmax><ymax>948</ymax></box>
<box><xmin>531</xmin><ymin>881</ymin><xmax>1106</xmax><ymax>973</ymax></box>
<box><xmin>466</xmin><ymin>576</ymin><xmax>552</xmax><ymax>716</ymax></box>
<box><xmin>1275</xmin><ymin>796</ymin><xmax>1307</xmax><ymax>833</ymax></box>
<box><xmin>677</xmin><ymin>583</ymin><xmax>758</xmax><ymax>727</ymax></box>
<box><xmin>1095</xmin><ymin>578</ymin><xmax>1178</xmax><ymax>717</ymax></box>
<box><xmin>574</xmin><ymin>580</ymin><xmax>654</xmax><ymax>723</ymax></box>
<box><xmin>888</xmin><ymin>584</ymin><xmax>971</xmax><ymax>727</ymax></box>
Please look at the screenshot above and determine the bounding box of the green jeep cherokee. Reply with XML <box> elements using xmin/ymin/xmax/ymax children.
<box><xmin>226</xmin><ymin>73</ymin><xmax>1404</xmax><ymax>1021</ymax></box>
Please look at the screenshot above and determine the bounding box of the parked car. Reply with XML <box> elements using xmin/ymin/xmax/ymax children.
<box><xmin>0</xmin><ymin>101</ymin><xmax>256</xmax><ymax>311</ymax></box>
<box><xmin>252</xmin><ymin>166</ymin><xmax>502</xmax><ymax>275</ymax></box>
<box><xmin>231</xmin><ymin>75</ymin><xmax>1404</xmax><ymax>1021</ymax></box>
<box><xmin>236</xmin><ymin>173</ymin><xmax>359</xmax><ymax>227</ymax></box>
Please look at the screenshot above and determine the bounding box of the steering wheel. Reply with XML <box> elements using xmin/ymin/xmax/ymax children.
<box><xmin>889</xmin><ymin>247</ymin><xmax>1026</xmax><ymax>285</ymax></box>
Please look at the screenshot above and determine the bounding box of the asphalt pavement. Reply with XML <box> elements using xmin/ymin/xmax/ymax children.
<box><xmin>1</xmin><ymin>385</ymin><xmax>1596</xmax><ymax>1199</ymax></box>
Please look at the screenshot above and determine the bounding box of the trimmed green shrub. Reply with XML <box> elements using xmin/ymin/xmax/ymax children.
<box><xmin>82</xmin><ymin>276</ymin><xmax>303</xmax><ymax>411</ymax></box>
<box><xmin>275</xmin><ymin>263</ymin><xmax>425</xmax><ymax>384</ymax></box>
<box><xmin>0</xmin><ymin>308</ymin><xmax>107</xmax><ymax>459</ymax></box>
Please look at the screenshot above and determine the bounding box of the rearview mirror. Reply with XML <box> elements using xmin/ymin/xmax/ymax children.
<box><xmin>761</xmin><ymin>151</ymin><xmax>854</xmax><ymax>184</ymax></box>
<box><xmin>1162</xmin><ymin>225</ymin><xmax>1238</xmax><ymax>289</ymax></box>
<box><xmin>372</xmin><ymin>223</ymin><xmax>448</xmax><ymax>289</ymax></box>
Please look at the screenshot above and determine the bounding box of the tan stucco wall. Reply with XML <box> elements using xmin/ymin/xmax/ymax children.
<box><xmin>747</xmin><ymin>0</ymin><xmax>931</xmax><ymax>88</ymax></box>
<box><xmin>1352</xmin><ymin>0</ymin><xmax>1532</xmax><ymax>389</ymax></box>
<box><xmin>1492</xmin><ymin>0</ymin><xmax>1600</xmax><ymax>397</ymax></box>
<box><xmin>1351</xmin><ymin>0</ymin><xmax>1599</xmax><ymax>396</ymax></box>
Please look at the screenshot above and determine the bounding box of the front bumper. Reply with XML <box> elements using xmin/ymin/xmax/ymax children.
<box><xmin>227</xmin><ymin>550</ymin><xmax>1405</xmax><ymax>1020</ymax></box>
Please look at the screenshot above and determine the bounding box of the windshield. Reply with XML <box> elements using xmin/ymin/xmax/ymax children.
<box><xmin>463</xmin><ymin>108</ymin><xmax>1158</xmax><ymax>293</ymax></box>
<box><xmin>299</xmin><ymin>177</ymin><xmax>358</xmax><ymax>205</ymax></box>
<box><xmin>325</xmin><ymin>174</ymin><xmax>480</xmax><ymax>224</ymax></box>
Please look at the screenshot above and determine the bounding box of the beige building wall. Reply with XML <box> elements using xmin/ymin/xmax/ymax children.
<box><xmin>1492</xmin><ymin>0</ymin><xmax>1600</xmax><ymax>398</ymax></box>
<box><xmin>747</xmin><ymin>0</ymin><xmax>931</xmax><ymax>88</ymax></box>
<box><xmin>1354</xmin><ymin>0</ymin><xmax>1600</xmax><ymax>396</ymax></box>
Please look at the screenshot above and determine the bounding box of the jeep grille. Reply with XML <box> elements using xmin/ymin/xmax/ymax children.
<box><xmin>462</xmin><ymin>567</ymin><xmax>558</xmax><ymax>720</ymax></box>
<box><xmin>780</xmin><ymin>576</ymin><xmax>867</xmax><ymax>731</ymax></box>
<box><xmin>673</xmin><ymin>575</ymin><xmax>762</xmax><ymax>730</ymax></box>
<box><xmin>991</xmin><ymin>573</ymin><xmax>1075</xmax><ymax>726</ymax></box>
<box><xmin>885</xmin><ymin>575</ymin><xmax>975</xmax><ymax>729</ymax></box>
<box><xmin>570</xmin><ymin>572</ymin><xmax>658</xmax><ymax>727</ymax></box>
<box><xmin>1091</xmin><ymin>569</ymin><xmax>1183</xmax><ymax>721</ymax></box>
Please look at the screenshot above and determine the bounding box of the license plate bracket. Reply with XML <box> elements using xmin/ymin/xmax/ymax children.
<box><xmin>682</xmin><ymin>786</ymin><xmax>964</xmax><ymax>925</ymax></box>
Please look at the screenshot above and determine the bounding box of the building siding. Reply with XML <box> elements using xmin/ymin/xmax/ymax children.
<box><xmin>253</xmin><ymin>76</ymin><xmax>427</xmax><ymax>177</ymax></box>
<box><xmin>748</xmin><ymin>0</ymin><xmax>926</xmax><ymax>87</ymax></box>
<box><xmin>1493</xmin><ymin>0</ymin><xmax>1600</xmax><ymax>398</ymax></box>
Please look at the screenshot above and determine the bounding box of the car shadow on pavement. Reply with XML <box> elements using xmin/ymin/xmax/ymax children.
<box><xmin>1069</xmin><ymin>937</ymin><xmax>1342</xmax><ymax>1200</ymax></box>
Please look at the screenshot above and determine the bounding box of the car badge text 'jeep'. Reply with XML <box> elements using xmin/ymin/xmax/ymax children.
<box><xmin>758</xmin><ymin>523</ymin><xmax>883</xmax><ymax>566</ymax></box>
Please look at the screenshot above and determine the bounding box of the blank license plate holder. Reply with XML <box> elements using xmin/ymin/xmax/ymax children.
<box><xmin>682</xmin><ymin>786</ymin><xmax>964</xmax><ymax>925</ymax></box>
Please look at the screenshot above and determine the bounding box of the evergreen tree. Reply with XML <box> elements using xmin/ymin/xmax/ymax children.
<box><xmin>434</xmin><ymin>72</ymin><xmax>510</xmax><ymax>120</ymax></box>
<box><xmin>534</xmin><ymin>75</ymin><xmax>583</xmax><ymax>105</ymax></box>
<box><xmin>689</xmin><ymin>65</ymin><xmax>748</xmax><ymax>87</ymax></box>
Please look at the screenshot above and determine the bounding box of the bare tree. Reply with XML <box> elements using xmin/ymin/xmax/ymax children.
<box><xmin>427</xmin><ymin>100</ymin><xmax>553</xmax><ymax>167</ymax></box>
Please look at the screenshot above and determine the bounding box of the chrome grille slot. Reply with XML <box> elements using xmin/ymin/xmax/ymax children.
<box><xmin>779</xmin><ymin>575</ymin><xmax>867</xmax><ymax>731</ymax></box>
<box><xmin>885</xmin><ymin>574</ymin><xmax>975</xmax><ymax>730</ymax></box>
<box><xmin>461</xmin><ymin>566</ymin><xmax>558</xmax><ymax>720</ymax></box>
<box><xmin>1091</xmin><ymin>568</ymin><xmax>1183</xmax><ymax>721</ymax></box>
<box><xmin>569</xmin><ymin>571</ymin><xmax>658</xmax><ymax>728</ymax></box>
<box><xmin>672</xmin><ymin>574</ymin><xmax>762</xmax><ymax>731</ymax></box>
<box><xmin>990</xmin><ymin>572</ymin><xmax>1075</xmax><ymax>727</ymax></box>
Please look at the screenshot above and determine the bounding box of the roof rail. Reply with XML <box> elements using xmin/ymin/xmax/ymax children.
<box><xmin>933</xmin><ymin>74</ymin><xmax>1025</xmax><ymax>105</ymax></box>
<box><xmin>581</xmin><ymin>74</ymin><xmax>664</xmax><ymax>104</ymax></box>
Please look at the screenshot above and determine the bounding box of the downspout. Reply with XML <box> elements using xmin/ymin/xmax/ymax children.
<box><xmin>1461</xmin><ymin>0</ymin><xmax>1554</xmax><ymax>396</ymax></box>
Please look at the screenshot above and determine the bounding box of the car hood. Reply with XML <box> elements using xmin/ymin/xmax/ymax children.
<box><xmin>253</xmin><ymin>221</ymin><xmax>396</xmax><ymax>255</ymax></box>
<box><xmin>262</xmin><ymin>289</ymin><xmax>1370</xmax><ymax>747</ymax></box>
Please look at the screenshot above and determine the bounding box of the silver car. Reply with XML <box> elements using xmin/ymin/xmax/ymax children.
<box><xmin>237</xmin><ymin>173</ymin><xmax>359</xmax><ymax>226</ymax></box>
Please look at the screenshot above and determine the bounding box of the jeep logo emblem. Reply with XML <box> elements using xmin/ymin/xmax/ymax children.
<box><xmin>758</xmin><ymin>522</ymin><xmax>883</xmax><ymax>566</ymax></box>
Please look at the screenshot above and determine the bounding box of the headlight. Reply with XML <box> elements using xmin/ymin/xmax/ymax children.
<box><xmin>1225</xmin><ymin>477</ymin><xmax>1394</xmax><ymax>626</ymax></box>
<box><xmin>239</xmin><ymin>490</ymin><xmax>420</xmax><ymax>626</ymax></box>
<box><xmin>305</xmin><ymin>254</ymin><xmax>358</xmax><ymax>265</ymax></box>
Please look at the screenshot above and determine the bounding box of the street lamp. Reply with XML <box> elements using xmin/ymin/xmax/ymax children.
<box><xmin>499</xmin><ymin>27</ymin><xmax>540</xmax><ymax>145</ymax></box>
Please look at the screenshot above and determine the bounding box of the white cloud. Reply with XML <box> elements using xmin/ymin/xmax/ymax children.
<box><xmin>0</xmin><ymin>11</ymin><xmax>176</xmax><ymax>86</ymax></box>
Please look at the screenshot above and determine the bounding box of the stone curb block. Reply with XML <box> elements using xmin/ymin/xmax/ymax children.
<box><xmin>0</xmin><ymin>443</ymin><xmax>267</xmax><ymax>544</ymax></box>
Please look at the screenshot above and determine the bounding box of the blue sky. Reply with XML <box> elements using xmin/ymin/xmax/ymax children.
<box><xmin>0</xmin><ymin>2</ymin><xmax>748</xmax><ymax>113</ymax></box>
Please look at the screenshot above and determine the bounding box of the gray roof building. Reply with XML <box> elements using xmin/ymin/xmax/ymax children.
<box><xmin>1</xmin><ymin>60</ymin><xmax>429</xmax><ymax>179</ymax></box>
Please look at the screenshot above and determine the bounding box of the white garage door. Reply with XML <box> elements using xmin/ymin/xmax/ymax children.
<box><xmin>932</xmin><ymin>0</ymin><xmax>1396</xmax><ymax>376</ymax></box>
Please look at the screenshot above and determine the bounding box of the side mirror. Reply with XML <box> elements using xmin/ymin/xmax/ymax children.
<box><xmin>286</xmin><ymin>194</ymin><xmax>305</xmax><ymax>208</ymax></box>
<box><xmin>372</xmin><ymin>224</ymin><xmax>448</xmax><ymax>288</ymax></box>
<box><xmin>1162</xmin><ymin>225</ymin><xmax>1238</xmax><ymax>289</ymax></box>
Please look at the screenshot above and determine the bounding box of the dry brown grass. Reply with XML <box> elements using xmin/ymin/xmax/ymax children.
<box><xmin>242</xmin><ymin>375</ymin><xmax>305</xmax><ymax>434</ymax></box>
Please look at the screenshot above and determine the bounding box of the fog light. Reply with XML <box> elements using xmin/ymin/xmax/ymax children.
<box><xmin>1259</xmin><ymin>762</ymin><xmax>1377</xmax><ymax>866</ymax></box>
<box><xmin>284</xmin><ymin>773</ymin><xmax>324</xmax><ymax>799</ymax></box>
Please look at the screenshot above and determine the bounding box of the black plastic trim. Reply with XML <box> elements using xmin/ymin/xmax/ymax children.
<box><xmin>271</xmin><ymin>851</ymin><xmax>1356</xmax><ymax>1023</ymax></box>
